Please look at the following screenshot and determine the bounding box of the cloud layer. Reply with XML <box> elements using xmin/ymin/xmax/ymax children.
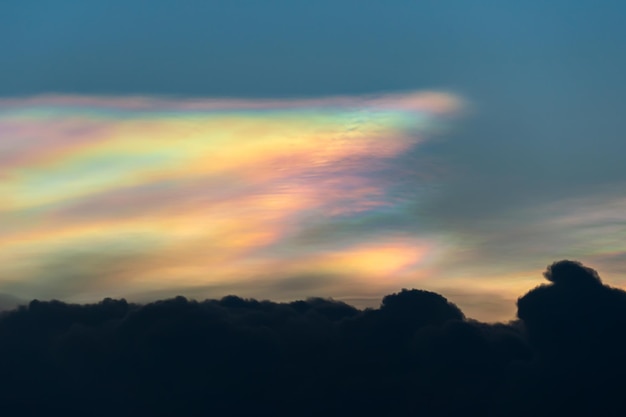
<box><xmin>1</xmin><ymin>92</ymin><xmax>466</xmax><ymax>309</ymax></box>
<box><xmin>4</xmin><ymin>91</ymin><xmax>626</xmax><ymax>322</ymax></box>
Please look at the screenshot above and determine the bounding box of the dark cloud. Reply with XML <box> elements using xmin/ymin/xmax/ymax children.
<box><xmin>2</xmin><ymin>260</ymin><xmax>626</xmax><ymax>416</ymax></box>
<box><xmin>542</xmin><ymin>259</ymin><xmax>603</xmax><ymax>286</ymax></box>
<box><xmin>514</xmin><ymin>260</ymin><xmax>626</xmax><ymax>416</ymax></box>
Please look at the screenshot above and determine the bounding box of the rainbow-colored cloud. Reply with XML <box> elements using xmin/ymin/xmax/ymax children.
<box><xmin>0</xmin><ymin>92</ymin><xmax>462</xmax><ymax>305</ymax></box>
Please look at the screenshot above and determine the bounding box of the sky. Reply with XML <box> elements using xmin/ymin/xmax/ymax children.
<box><xmin>2</xmin><ymin>0</ymin><xmax>626</xmax><ymax>321</ymax></box>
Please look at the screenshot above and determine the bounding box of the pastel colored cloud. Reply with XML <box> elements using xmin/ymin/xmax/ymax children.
<box><xmin>0</xmin><ymin>92</ymin><xmax>463</xmax><ymax>308</ymax></box>
<box><xmin>4</xmin><ymin>92</ymin><xmax>626</xmax><ymax>322</ymax></box>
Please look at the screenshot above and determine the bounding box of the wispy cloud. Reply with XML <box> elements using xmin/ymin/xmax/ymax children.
<box><xmin>0</xmin><ymin>92</ymin><xmax>464</xmax><ymax>308</ymax></box>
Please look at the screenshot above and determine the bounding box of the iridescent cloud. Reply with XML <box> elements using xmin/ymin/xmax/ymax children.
<box><xmin>0</xmin><ymin>92</ymin><xmax>464</xmax><ymax>308</ymax></box>
<box><xmin>4</xmin><ymin>92</ymin><xmax>626</xmax><ymax>322</ymax></box>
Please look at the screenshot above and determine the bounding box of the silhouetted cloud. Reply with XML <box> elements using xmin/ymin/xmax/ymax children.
<box><xmin>515</xmin><ymin>260</ymin><xmax>626</xmax><ymax>416</ymax></box>
<box><xmin>1</xmin><ymin>260</ymin><xmax>625</xmax><ymax>416</ymax></box>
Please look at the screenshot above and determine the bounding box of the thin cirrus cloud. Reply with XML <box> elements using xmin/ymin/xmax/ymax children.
<box><xmin>0</xmin><ymin>91</ymin><xmax>463</xmax><ymax>310</ymax></box>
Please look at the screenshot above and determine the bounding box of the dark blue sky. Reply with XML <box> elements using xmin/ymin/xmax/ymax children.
<box><xmin>3</xmin><ymin>1</ymin><xmax>626</xmax><ymax>320</ymax></box>
<box><xmin>3</xmin><ymin>1</ymin><xmax>625</xmax><ymax>98</ymax></box>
